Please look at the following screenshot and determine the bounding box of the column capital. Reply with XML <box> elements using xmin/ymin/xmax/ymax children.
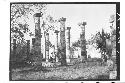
<box><xmin>67</xmin><ymin>27</ymin><xmax>71</xmax><ymax>30</ymax></box>
<box><xmin>34</xmin><ymin>13</ymin><xmax>42</xmax><ymax>17</ymax></box>
<box><xmin>54</xmin><ymin>30</ymin><xmax>59</xmax><ymax>34</ymax></box>
<box><xmin>59</xmin><ymin>17</ymin><xmax>66</xmax><ymax>22</ymax></box>
<box><xmin>78</xmin><ymin>22</ymin><xmax>87</xmax><ymax>26</ymax></box>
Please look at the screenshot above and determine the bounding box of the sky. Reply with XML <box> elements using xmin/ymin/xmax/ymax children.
<box><xmin>23</xmin><ymin>4</ymin><xmax>116</xmax><ymax>58</ymax></box>
<box><xmin>25</xmin><ymin>4</ymin><xmax>116</xmax><ymax>43</ymax></box>
<box><xmin>45</xmin><ymin>4</ymin><xmax>116</xmax><ymax>43</ymax></box>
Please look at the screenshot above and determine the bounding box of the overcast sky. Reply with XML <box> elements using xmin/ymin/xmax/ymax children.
<box><xmin>45</xmin><ymin>4</ymin><xmax>116</xmax><ymax>43</ymax></box>
<box><xmin>25</xmin><ymin>4</ymin><xmax>116</xmax><ymax>46</ymax></box>
<box><xmin>15</xmin><ymin>4</ymin><xmax>117</xmax><ymax>58</ymax></box>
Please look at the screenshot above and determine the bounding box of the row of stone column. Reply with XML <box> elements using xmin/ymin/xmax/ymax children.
<box><xmin>58</xmin><ymin>17</ymin><xmax>87</xmax><ymax>63</ymax></box>
<box><xmin>12</xmin><ymin>13</ymin><xmax>87</xmax><ymax>64</ymax></box>
<box><xmin>33</xmin><ymin>15</ymin><xmax>72</xmax><ymax>63</ymax></box>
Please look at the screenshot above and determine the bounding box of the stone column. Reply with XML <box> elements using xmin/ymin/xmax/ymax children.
<box><xmin>79</xmin><ymin>22</ymin><xmax>87</xmax><ymax>60</ymax></box>
<box><xmin>31</xmin><ymin>38</ymin><xmax>35</xmax><ymax>55</ymax></box>
<box><xmin>45</xmin><ymin>33</ymin><xmax>49</xmax><ymax>62</ymax></box>
<box><xmin>59</xmin><ymin>17</ymin><xmax>67</xmax><ymax>65</ymax></box>
<box><xmin>110</xmin><ymin>16</ymin><xmax>116</xmax><ymax>57</ymax></box>
<box><xmin>33</xmin><ymin>13</ymin><xmax>42</xmax><ymax>59</ymax></box>
<box><xmin>54</xmin><ymin>30</ymin><xmax>59</xmax><ymax>62</ymax></box>
<box><xmin>13</xmin><ymin>39</ymin><xmax>16</xmax><ymax>56</ymax></box>
<box><xmin>66</xmin><ymin>27</ymin><xmax>71</xmax><ymax>63</ymax></box>
<box><xmin>26</xmin><ymin>40</ymin><xmax>30</xmax><ymax>58</ymax></box>
<box><xmin>32</xmin><ymin>38</ymin><xmax>35</xmax><ymax>46</ymax></box>
<box><xmin>110</xmin><ymin>16</ymin><xmax>116</xmax><ymax>64</ymax></box>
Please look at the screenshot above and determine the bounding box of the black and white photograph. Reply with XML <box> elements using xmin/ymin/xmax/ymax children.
<box><xmin>9</xmin><ymin>2</ymin><xmax>120</xmax><ymax>81</ymax></box>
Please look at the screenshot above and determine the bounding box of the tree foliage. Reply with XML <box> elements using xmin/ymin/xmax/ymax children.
<box><xmin>10</xmin><ymin>4</ymin><xmax>47</xmax><ymax>63</ymax></box>
<box><xmin>11</xmin><ymin>4</ymin><xmax>47</xmax><ymax>43</ymax></box>
<box><xmin>88</xmin><ymin>28</ymin><xmax>112</xmax><ymax>60</ymax></box>
<box><xmin>96</xmin><ymin>29</ymin><xmax>110</xmax><ymax>54</ymax></box>
<box><xmin>72</xmin><ymin>39</ymin><xmax>81</xmax><ymax>47</ymax></box>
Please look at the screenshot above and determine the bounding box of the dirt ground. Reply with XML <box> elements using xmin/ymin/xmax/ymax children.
<box><xmin>10</xmin><ymin>60</ymin><xmax>115</xmax><ymax>80</ymax></box>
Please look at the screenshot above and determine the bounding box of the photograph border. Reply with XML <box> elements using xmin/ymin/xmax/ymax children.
<box><xmin>9</xmin><ymin>2</ymin><xmax>120</xmax><ymax>81</ymax></box>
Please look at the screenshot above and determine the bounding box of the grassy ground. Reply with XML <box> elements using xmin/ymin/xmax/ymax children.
<box><xmin>11</xmin><ymin>60</ymin><xmax>113</xmax><ymax>80</ymax></box>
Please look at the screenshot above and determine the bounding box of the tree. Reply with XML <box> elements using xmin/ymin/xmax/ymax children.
<box><xmin>72</xmin><ymin>39</ymin><xmax>81</xmax><ymax>47</ymax></box>
<box><xmin>93</xmin><ymin>29</ymin><xmax>111</xmax><ymax>61</ymax></box>
<box><xmin>10</xmin><ymin>4</ymin><xmax>48</xmax><ymax>64</ymax></box>
<box><xmin>11</xmin><ymin>4</ymin><xmax>47</xmax><ymax>42</ymax></box>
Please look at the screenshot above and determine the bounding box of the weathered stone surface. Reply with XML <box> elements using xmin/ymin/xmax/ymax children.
<box><xmin>79</xmin><ymin>22</ymin><xmax>87</xmax><ymax>59</ymax></box>
<box><xmin>45</xmin><ymin>33</ymin><xmax>49</xmax><ymax>62</ymax></box>
<box><xmin>26</xmin><ymin>40</ymin><xmax>30</xmax><ymax>58</ymax></box>
<box><xmin>59</xmin><ymin>17</ymin><xmax>67</xmax><ymax>65</ymax></box>
<box><xmin>32</xmin><ymin>13</ymin><xmax>42</xmax><ymax>62</ymax></box>
<box><xmin>66</xmin><ymin>27</ymin><xmax>71</xmax><ymax>63</ymax></box>
<box><xmin>54</xmin><ymin>30</ymin><xmax>59</xmax><ymax>62</ymax></box>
